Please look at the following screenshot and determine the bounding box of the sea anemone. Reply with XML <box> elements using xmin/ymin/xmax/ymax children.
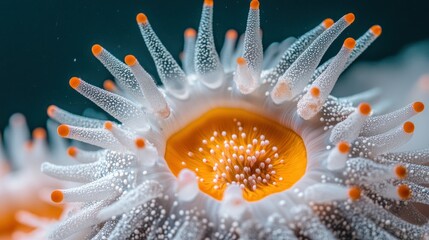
<box><xmin>0</xmin><ymin>114</ymin><xmax>65</xmax><ymax>239</ymax></box>
<box><xmin>42</xmin><ymin>0</ymin><xmax>429</xmax><ymax>239</ymax></box>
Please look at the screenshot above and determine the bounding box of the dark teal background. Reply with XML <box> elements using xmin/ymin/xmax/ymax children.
<box><xmin>1</xmin><ymin>0</ymin><xmax>428</xmax><ymax>129</ymax></box>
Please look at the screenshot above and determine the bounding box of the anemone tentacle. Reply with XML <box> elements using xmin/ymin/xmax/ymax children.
<box><xmin>43</xmin><ymin>1</ymin><xmax>428</xmax><ymax>239</ymax></box>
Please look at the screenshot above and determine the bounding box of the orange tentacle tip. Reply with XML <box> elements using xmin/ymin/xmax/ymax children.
<box><xmin>226</xmin><ymin>29</ymin><xmax>238</xmax><ymax>39</ymax></box>
<box><xmin>337</xmin><ymin>141</ymin><xmax>350</xmax><ymax>154</ymax></box>
<box><xmin>322</xmin><ymin>18</ymin><xmax>334</xmax><ymax>28</ymax></box>
<box><xmin>250</xmin><ymin>0</ymin><xmax>259</xmax><ymax>10</ymax></box>
<box><xmin>412</xmin><ymin>101</ymin><xmax>425</xmax><ymax>113</ymax></box>
<box><xmin>185</xmin><ymin>28</ymin><xmax>197</xmax><ymax>38</ymax></box>
<box><xmin>370</xmin><ymin>25</ymin><xmax>382</xmax><ymax>37</ymax></box>
<box><xmin>310</xmin><ymin>86</ymin><xmax>320</xmax><ymax>97</ymax></box>
<box><xmin>394</xmin><ymin>164</ymin><xmax>407</xmax><ymax>179</ymax></box>
<box><xmin>403</xmin><ymin>121</ymin><xmax>414</xmax><ymax>134</ymax></box>
<box><xmin>103</xmin><ymin>80</ymin><xmax>116</xmax><ymax>92</ymax></box>
<box><xmin>204</xmin><ymin>0</ymin><xmax>213</xmax><ymax>7</ymax></box>
<box><xmin>125</xmin><ymin>55</ymin><xmax>137</xmax><ymax>66</ymax></box>
<box><xmin>104</xmin><ymin>121</ymin><xmax>113</xmax><ymax>131</ymax></box>
<box><xmin>358</xmin><ymin>102</ymin><xmax>371</xmax><ymax>116</ymax></box>
<box><xmin>136</xmin><ymin>13</ymin><xmax>148</xmax><ymax>24</ymax></box>
<box><xmin>91</xmin><ymin>44</ymin><xmax>103</xmax><ymax>56</ymax></box>
<box><xmin>344</xmin><ymin>37</ymin><xmax>356</xmax><ymax>50</ymax></box>
<box><xmin>135</xmin><ymin>138</ymin><xmax>146</xmax><ymax>149</ymax></box>
<box><xmin>67</xmin><ymin>146</ymin><xmax>78</xmax><ymax>157</ymax></box>
<box><xmin>69</xmin><ymin>77</ymin><xmax>81</xmax><ymax>89</ymax></box>
<box><xmin>51</xmin><ymin>190</ymin><xmax>64</xmax><ymax>203</ymax></box>
<box><xmin>47</xmin><ymin>105</ymin><xmax>57</xmax><ymax>117</ymax></box>
<box><xmin>236</xmin><ymin>57</ymin><xmax>246</xmax><ymax>65</ymax></box>
<box><xmin>344</xmin><ymin>13</ymin><xmax>355</xmax><ymax>24</ymax></box>
<box><xmin>348</xmin><ymin>186</ymin><xmax>361</xmax><ymax>201</ymax></box>
<box><xmin>57</xmin><ymin>124</ymin><xmax>70</xmax><ymax>137</ymax></box>
<box><xmin>397</xmin><ymin>184</ymin><xmax>411</xmax><ymax>200</ymax></box>
<box><xmin>33</xmin><ymin>128</ymin><xmax>46</xmax><ymax>139</ymax></box>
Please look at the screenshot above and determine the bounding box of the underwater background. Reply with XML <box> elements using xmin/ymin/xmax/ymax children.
<box><xmin>1</xmin><ymin>0</ymin><xmax>429</xmax><ymax>129</ymax></box>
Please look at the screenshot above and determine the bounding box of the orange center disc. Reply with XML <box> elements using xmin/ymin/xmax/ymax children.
<box><xmin>165</xmin><ymin>108</ymin><xmax>307</xmax><ymax>201</ymax></box>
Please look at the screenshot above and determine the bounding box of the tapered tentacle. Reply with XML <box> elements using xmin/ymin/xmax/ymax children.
<box><xmin>263</xmin><ymin>19</ymin><xmax>332</xmax><ymax>85</ymax></box>
<box><xmin>47</xmin><ymin>105</ymin><xmax>104</xmax><ymax>128</ymax></box>
<box><xmin>297</xmin><ymin>38</ymin><xmax>356</xmax><ymax>120</ymax></box>
<box><xmin>311</xmin><ymin>25</ymin><xmax>382</xmax><ymax>82</ymax></box>
<box><xmin>91</xmin><ymin>44</ymin><xmax>145</xmax><ymax>103</ymax></box>
<box><xmin>183</xmin><ymin>28</ymin><xmax>197</xmax><ymax>78</ymax></box>
<box><xmin>235</xmin><ymin>0</ymin><xmax>263</xmax><ymax>93</ymax></box>
<box><xmin>69</xmin><ymin>77</ymin><xmax>148</xmax><ymax>129</ymax></box>
<box><xmin>220</xmin><ymin>29</ymin><xmax>238</xmax><ymax>72</ymax></box>
<box><xmin>136</xmin><ymin>13</ymin><xmax>189</xmax><ymax>99</ymax></box>
<box><xmin>125</xmin><ymin>55</ymin><xmax>170</xmax><ymax>118</ymax></box>
<box><xmin>271</xmin><ymin>13</ymin><xmax>355</xmax><ymax>103</ymax></box>
<box><xmin>194</xmin><ymin>0</ymin><xmax>224</xmax><ymax>89</ymax></box>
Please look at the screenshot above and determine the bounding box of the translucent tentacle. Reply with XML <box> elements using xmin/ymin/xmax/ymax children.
<box><xmin>47</xmin><ymin>105</ymin><xmax>104</xmax><ymax>128</ymax></box>
<box><xmin>234</xmin><ymin>57</ymin><xmax>258</xmax><ymax>94</ymax></box>
<box><xmin>361</xmin><ymin>102</ymin><xmax>424</xmax><ymax>137</ymax></box>
<box><xmin>183</xmin><ymin>28</ymin><xmax>197</xmax><ymax>78</ymax></box>
<box><xmin>104</xmin><ymin>121</ymin><xmax>136</xmax><ymax>151</ymax></box>
<box><xmin>41</xmin><ymin>161</ymin><xmax>102</xmax><ymax>183</ymax></box>
<box><xmin>97</xmin><ymin>180</ymin><xmax>163</xmax><ymax>221</ymax></box>
<box><xmin>263</xmin><ymin>19</ymin><xmax>331</xmax><ymax>84</ymax></box>
<box><xmin>297</xmin><ymin>38</ymin><xmax>356</xmax><ymax>120</ymax></box>
<box><xmin>91</xmin><ymin>44</ymin><xmax>145</xmax><ymax>103</ymax></box>
<box><xmin>352</xmin><ymin>122</ymin><xmax>415</xmax><ymax>157</ymax></box>
<box><xmin>311</xmin><ymin>25</ymin><xmax>382</xmax><ymax>82</ymax></box>
<box><xmin>57</xmin><ymin>124</ymin><xmax>127</xmax><ymax>152</ymax></box>
<box><xmin>69</xmin><ymin>77</ymin><xmax>148</xmax><ymax>129</ymax></box>
<box><xmin>194</xmin><ymin>0</ymin><xmax>224</xmax><ymax>89</ymax></box>
<box><xmin>220</xmin><ymin>29</ymin><xmax>238</xmax><ymax>72</ymax></box>
<box><xmin>219</xmin><ymin>185</ymin><xmax>246</xmax><ymax>219</ymax></box>
<box><xmin>346</xmin><ymin>158</ymin><xmax>405</xmax><ymax>184</ymax></box>
<box><xmin>125</xmin><ymin>55</ymin><xmax>170</xmax><ymax>118</ymax></box>
<box><xmin>241</xmin><ymin>0</ymin><xmax>263</xmax><ymax>83</ymax></box>
<box><xmin>176</xmin><ymin>168</ymin><xmax>199</xmax><ymax>202</ymax></box>
<box><xmin>271</xmin><ymin>13</ymin><xmax>355</xmax><ymax>103</ymax></box>
<box><xmin>330</xmin><ymin>102</ymin><xmax>371</xmax><ymax>143</ymax></box>
<box><xmin>47</xmin><ymin>201</ymin><xmax>109</xmax><ymax>240</ymax></box>
<box><xmin>326</xmin><ymin>141</ymin><xmax>350</xmax><ymax>170</ymax></box>
<box><xmin>51</xmin><ymin>172</ymin><xmax>132</xmax><ymax>203</ymax></box>
<box><xmin>136</xmin><ymin>13</ymin><xmax>189</xmax><ymax>99</ymax></box>
<box><xmin>304</xmin><ymin>183</ymin><xmax>348</xmax><ymax>203</ymax></box>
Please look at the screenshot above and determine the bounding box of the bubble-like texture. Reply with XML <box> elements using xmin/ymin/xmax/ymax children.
<box><xmin>194</xmin><ymin>4</ymin><xmax>224</xmax><ymax>88</ymax></box>
<box><xmin>271</xmin><ymin>15</ymin><xmax>352</xmax><ymax>103</ymax></box>
<box><xmin>95</xmin><ymin>47</ymin><xmax>145</xmax><ymax>103</ymax></box>
<box><xmin>263</xmin><ymin>22</ymin><xmax>325</xmax><ymax>85</ymax></box>
<box><xmin>41</xmin><ymin>1</ymin><xmax>429</xmax><ymax>240</ymax></box>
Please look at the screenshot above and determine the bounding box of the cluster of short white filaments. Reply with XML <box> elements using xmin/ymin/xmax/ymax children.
<box><xmin>41</xmin><ymin>0</ymin><xmax>428</xmax><ymax>239</ymax></box>
<box><xmin>190</xmin><ymin>120</ymin><xmax>282</xmax><ymax>191</ymax></box>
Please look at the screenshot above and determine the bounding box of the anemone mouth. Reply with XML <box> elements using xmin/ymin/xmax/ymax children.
<box><xmin>165</xmin><ymin>107</ymin><xmax>307</xmax><ymax>201</ymax></box>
